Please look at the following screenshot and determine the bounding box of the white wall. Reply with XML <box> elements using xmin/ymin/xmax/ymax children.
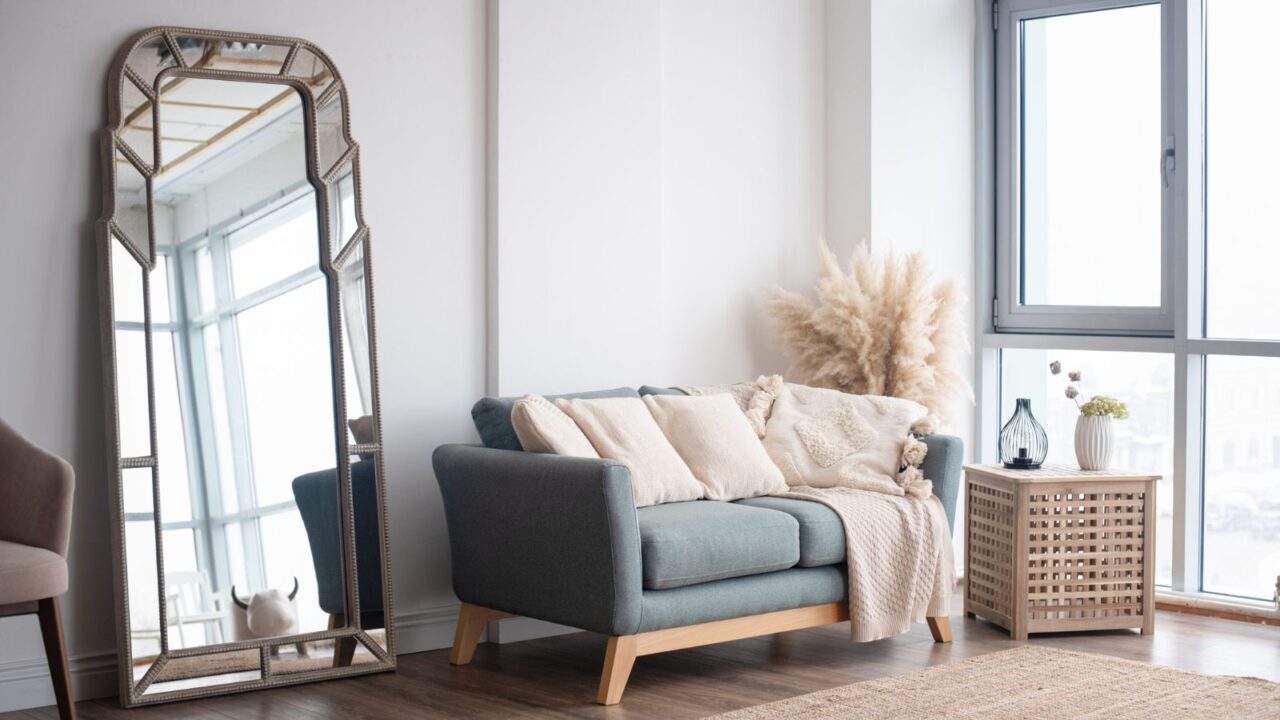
<box><xmin>0</xmin><ymin>0</ymin><xmax>975</xmax><ymax>711</ymax></box>
<box><xmin>0</xmin><ymin>0</ymin><xmax>485</xmax><ymax>710</ymax></box>
<box><xmin>489</xmin><ymin>0</ymin><xmax>664</xmax><ymax>396</ymax></box>
<box><xmin>868</xmin><ymin>0</ymin><xmax>975</xmax><ymax>443</ymax></box>
<box><xmin>659</xmin><ymin>0</ymin><xmax>826</xmax><ymax>385</ymax></box>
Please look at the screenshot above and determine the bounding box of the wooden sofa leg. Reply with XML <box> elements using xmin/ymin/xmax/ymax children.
<box><xmin>927</xmin><ymin>616</ymin><xmax>952</xmax><ymax>643</ymax></box>
<box><xmin>597</xmin><ymin>635</ymin><xmax>637</xmax><ymax>705</ymax></box>
<box><xmin>449</xmin><ymin>603</ymin><xmax>516</xmax><ymax>665</ymax></box>
<box><xmin>449</xmin><ymin>603</ymin><xmax>488</xmax><ymax>665</ymax></box>
<box><xmin>329</xmin><ymin>614</ymin><xmax>357</xmax><ymax>668</ymax></box>
<box><xmin>37</xmin><ymin>597</ymin><xmax>75</xmax><ymax>720</ymax></box>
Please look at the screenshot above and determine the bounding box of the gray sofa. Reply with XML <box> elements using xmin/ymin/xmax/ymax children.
<box><xmin>433</xmin><ymin>386</ymin><xmax>962</xmax><ymax>704</ymax></box>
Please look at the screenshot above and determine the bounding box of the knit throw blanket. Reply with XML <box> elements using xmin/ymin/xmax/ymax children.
<box><xmin>775</xmin><ymin>486</ymin><xmax>954</xmax><ymax>642</ymax></box>
<box><xmin>677</xmin><ymin>380</ymin><xmax>954</xmax><ymax>642</ymax></box>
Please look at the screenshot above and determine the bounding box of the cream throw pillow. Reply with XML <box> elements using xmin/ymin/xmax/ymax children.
<box><xmin>511</xmin><ymin>395</ymin><xmax>599</xmax><ymax>457</ymax></box>
<box><xmin>762</xmin><ymin>384</ymin><xmax>927</xmax><ymax>495</ymax></box>
<box><xmin>555</xmin><ymin>397</ymin><xmax>704</xmax><ymax>507</ymax></box>
<box><xmin>644</xmin><ymin>394</ymin><xmax>787</xmax><ymax>501</ymax></box>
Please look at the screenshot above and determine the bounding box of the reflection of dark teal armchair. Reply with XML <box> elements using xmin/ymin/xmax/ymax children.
<box><xmin>292</xmin><ymin>460</ymin><xmax>385</xmax><ymax>632</ymax></box>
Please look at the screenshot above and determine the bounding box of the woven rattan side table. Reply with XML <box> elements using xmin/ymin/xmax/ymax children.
<box><xmin>963</xmin><ymin>464</ymin><xmax>1158</xmax><ymax>640</ymax></box>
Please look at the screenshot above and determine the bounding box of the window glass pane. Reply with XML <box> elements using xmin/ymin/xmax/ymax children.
<box><xmin>196</xmin><ymin>245</ymin><xmax>216</xmax><ymax>314</ymax></box>
<box><xmin>224</xmin><ymin>521</ymin><xmax>247</xmax><ymax>591</ymax></box>
<box><xmin>236</xmin><ymin>279</ymin><xmax>336</xmax><ymax>507</ymax></box>
<box><xmin>154</xmin><ymin>332</ymin><xmax>192</xmax><ymax>523</ymax></box>
<box><xmin>202</xmin><ymin>323</ymin><xmax>238</xmax><ymax>514</ymax></box>
<box><xmin>229</xmin><ymin>195</ymin><xmax>319</xmax><ymax>299</ymax></box>
<box><xmin>1019</xmin><ymin>5</ymin><xmax>1161</xmax><ymax>307</ymax></box>
<box><xmin>1202</xmin><ymin>355</ymin><xmax>1280</xmax><ymax>600</ymax></box>
<box><xmin>112</xmin><ymin>239</ymin><xmax>146</xmax><ymax>323</ymax></box>
<box><xmin>1000</xmin><ymin>349</ymin><xmax>1175</xmax><ymax>585</ymax></box>
<box><xmin>152</xmin><ymin>254</ymin><xmax>172</xmax><ymax>324</ymax></box>
<box><xmin>1204</xmin><ymin>0</ymin><xmax>1280</xmax><ymax>339</ymax></box>
<box><xmin>115</xmin><ymin>329</ymin><xmax>152</xmax><ymax>458</ymax></box>
<box><xmin>259</xmin><ymin>509</ymin><xmax>328</xmax><ymax>633</ymax></box>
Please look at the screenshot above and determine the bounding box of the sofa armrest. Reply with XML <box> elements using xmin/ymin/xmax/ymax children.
<box><xmin>921</xmin><ymin>435</ymin><xmax>964</xmax><ymax>532</ymax></box>
<box><xmin>432</xmin><ymin>444</ymin><xmax>643</xmax><ymax>636</ymax></box>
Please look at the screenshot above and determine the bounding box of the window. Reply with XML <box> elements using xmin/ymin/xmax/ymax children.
<box><xmin>1018</xmin><ymin>6</ymin><xmax>1162</xmax><ymax>309</ymax></box>
<box><xmin>996</xmin><ymin>1</ymin><xmax>1171</xmax><ymax>334</ymax></box>
<box><xmin>986</xmin><ymin>0</ymin><xmax>1280</xmax><ymax>604</ymax></box>
<box><xmin>1204</xmin><ymin>0</ymin><xmax>1280</xmax><ymax>340</ymax></box>
<box><xmin>1202</xmin><ymin>355</ymin><xmax>1280</xmax><ymax>599</ymax></box>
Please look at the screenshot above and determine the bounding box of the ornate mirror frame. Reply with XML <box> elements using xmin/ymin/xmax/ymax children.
<box><xmin>97</xmin><ymin>27</ymin><xmax>394</xmax><ymax>706</ymax></box>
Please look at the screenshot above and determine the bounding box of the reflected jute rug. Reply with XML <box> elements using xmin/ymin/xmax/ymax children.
<box><xmin>707</xmin><ymin>645</ymin><xmax>1280</xmax><ymax>719</ymax></box>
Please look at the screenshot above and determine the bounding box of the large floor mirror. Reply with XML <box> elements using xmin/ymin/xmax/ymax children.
<box><xmin>98</xmin><ymin>28</ymin><xmax>393</xmax><ymax>706</ymax></box>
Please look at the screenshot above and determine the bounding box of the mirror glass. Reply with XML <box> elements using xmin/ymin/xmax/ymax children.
<box><xmin>104</xmin><ymin>34</ymin><xmax>390</xmax><ymax>701</ymax></box>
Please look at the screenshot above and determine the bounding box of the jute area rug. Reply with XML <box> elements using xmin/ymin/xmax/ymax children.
<box><xmin>707</xmin><ymin>645</ymin><xmax>1280</xmax><ymax>719</ymax></box>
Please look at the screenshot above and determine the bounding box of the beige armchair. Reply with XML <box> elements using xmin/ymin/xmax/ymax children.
<box><xmin>0</xmin><ymin>419</ymin><xmax>76</xmax><ymax>720</ymax></box>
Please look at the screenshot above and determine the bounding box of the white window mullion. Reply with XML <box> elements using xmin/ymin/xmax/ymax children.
<box><xmin>1169</xmin><ymin>0</ymin><xmax>1204</xmax><ymax>593</ymax></box>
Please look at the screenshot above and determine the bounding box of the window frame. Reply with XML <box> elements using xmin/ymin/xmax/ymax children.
<box><xmin>980</xmin><ymin>0</ymin><xmax>1280</xmax><ymax>606</ymax></box>
<box><xmin>994</xmin><ymin>0</ymin><xmax>1175</xmax><ymax>335</ymax></box>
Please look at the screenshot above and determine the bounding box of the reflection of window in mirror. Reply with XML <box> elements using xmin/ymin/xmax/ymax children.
<box><xmin>131</xmin><ymin>77</ymin><xmax>347</xmax><ymax>648</ymax></box>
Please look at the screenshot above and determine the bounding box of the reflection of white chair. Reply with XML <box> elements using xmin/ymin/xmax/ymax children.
<box><xmin>166</xmin><ymin>570</ymin><xmax>225</xmax><ymax>648</ymax></box>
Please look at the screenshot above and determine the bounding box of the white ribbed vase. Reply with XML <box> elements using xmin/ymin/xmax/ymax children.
<box><xmin>1074</xmin><ymin>415</ymin><xmax>1114</xmax><ymax>471</ymax></box>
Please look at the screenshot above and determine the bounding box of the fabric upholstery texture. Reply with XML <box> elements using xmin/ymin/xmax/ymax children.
<box><xmin>637</xmin><ymin>565</ymin><xmax>847</xmax><ymax>632</ymax></box>
<box><xmin>471</xmin><ymin>387</ymin><xmax>639</xmax><ymax>451</ymax></box>
<box><xmin>292</xmin><ymin>459</ymin><xmax>385</xmax><ymax>626</ymax></box>
<box><xmin>433</xmin><ymin>444</ymin><xmax>644</xmax><ymax>636</ymax></box>
<box><xmin>919</xmin><ymin>434</ymin><xmax>962</xmax><ymax>529</ymax></box>
<box><xmin>636</xmin><ymin>501</ymin><xmax>799</xmax><ymax>590</ymax></box>
<box><xmin>0</xmin><ymin>541</ymin><xmax>67</xmax><ymax>605</ymax></box>
<box><xmin>556</xmin><ymin>397</ymin><xmax>705</xmax><ymax>507</ymax></box>
<box><xmin>644</xmin><ymin>394</ymin><xmax>787</xmax><ymax>501</ymax></box>
<box><xmin>432</xmin><ymin>433</ymin><xmax>963</xmax><ymax>637</ymax></box>
<box><xmin>510</xmin><ymin>395</ymin><xmax>600</xmax><ymax>457</ymax></box>
<box><xmin>0</xmin><ymin>419</ymin><xmax>74</xmax><ymax>607</ymax></box>
<box><xmin>638</xmin><ymin>385</ymin><xmax>687</xmax><ymax>396</ymax></box>
<box><xmin>0</xmin><ymin>419</ymin><xmax>75</xmax><ymax>558</ymax></box>
<box><xmin>735</xmin><ymin>496</ymin><xmax>845</xmax><ymax>567</ymax></box>
<box><xmin>763</xmin><ymin>384</ymin><xmax>927</xmax><ymax>494</ymax></box>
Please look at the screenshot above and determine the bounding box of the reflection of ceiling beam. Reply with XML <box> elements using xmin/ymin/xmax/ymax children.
<box><xmin>156</xmin><ymin>99</ymin><xmax>259</xmax><ymax>111</ymax></box>
<box><xmin>157</xmin><ymin>87</ymin><xmax>298</xmax><ymax>176</ymax></box>
<box><xmin>118</xmin><ymin>40</ymin><xmax>329</xmax><ymax>142</ymax></box>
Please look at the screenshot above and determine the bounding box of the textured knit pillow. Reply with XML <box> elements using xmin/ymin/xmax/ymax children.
<box><xmin>555</xmin><ymin>397</ymin><xmax>704</xmax><ymax>507</ymax></box>
<box><xmin>762</xmin><ymin>384</ymin><xmax>927</xmax><ymax>495</ymax></box>
<box><xmin>644</xmin><ymin>394</ymin><xmax>787</xmax><ymax>501</ymax></box>
<box><xmin>510</xmin><ymin>395</ymin><xmax>600</xmax><ymax>457</ymax></box>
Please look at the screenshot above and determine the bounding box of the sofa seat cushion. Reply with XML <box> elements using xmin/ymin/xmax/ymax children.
<box><xmin>735</xmin><ymin>496</ymin><xmax>844</xmax><ymax>567</ymax></box>
<box><xmin>636</xmin><ymin>501</ymin><xmax>799</xmax><ymax>590</ymax></box>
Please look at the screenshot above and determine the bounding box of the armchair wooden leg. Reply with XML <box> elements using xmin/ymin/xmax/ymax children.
<box><xmin>37</xmin><ymin>597</ymin><xmax>75</xmax><ymax>720</ymax></box>
<box><xmin>449</xmin><ymin>603</ymin><xmax>514</xmax><ymax>666</ymax></box>
<box><xmin>926</xmin><ymin>615</ymin><xmax>952</xmax><ymax>643</ymax></box>
<box><xmin>329</xmin><ymin>614</ymin><xmax>357</xmax><ymax>668</ymax></box>
<box><xmin>596</xmin><ymin>635</ymin><xmax>637</xmax><ymax>705</ymax></box>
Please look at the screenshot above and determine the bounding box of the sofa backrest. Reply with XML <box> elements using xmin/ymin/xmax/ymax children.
<box><xmin>471</xmin><ymin>387</ymin><xmax>640</xmax><ymax>450</ymax></box>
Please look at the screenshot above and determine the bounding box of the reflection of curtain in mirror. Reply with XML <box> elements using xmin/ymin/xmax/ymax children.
<box><xmin>340</xmin><ymin>261</ymin><xmax>371</xmax><ymax>416</ymax></box>
<box><xmin>335</xmin><ymin>172</ymin><xmax>372</xmax><ymax>418</ymax></box>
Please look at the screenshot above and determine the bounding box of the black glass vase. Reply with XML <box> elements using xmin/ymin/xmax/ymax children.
<box><xmin>1000</xmin><ymin>398</ymin><xmax>1048</xmax><ymax>469</ymax></box>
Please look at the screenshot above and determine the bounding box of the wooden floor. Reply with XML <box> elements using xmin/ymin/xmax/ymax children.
<box><xmin>7</xmin><ymin>599</ymin><xmax>1279</xmax><ymax>719</ymax></box>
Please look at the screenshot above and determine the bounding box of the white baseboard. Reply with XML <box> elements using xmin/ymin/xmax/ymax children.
<box><xmin>0</xmin><ymin>603</ymin><xmax>579</xmax><ymax>713</ymax></box>
<box><xmin>489</xmin><ymin>617</ymin><xmax>578</xmax><ymax>645</ymax></box>
<box><xmin>0</xmin><ymin>650</ymin><xmax>116</xmax><ymax>714</ymax></box>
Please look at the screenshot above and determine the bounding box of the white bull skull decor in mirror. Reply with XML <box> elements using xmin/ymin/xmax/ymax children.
<box><xmin>98</xmin><ymin>27</ymin><xmax>394</xmax><ymax>705</ymax></box>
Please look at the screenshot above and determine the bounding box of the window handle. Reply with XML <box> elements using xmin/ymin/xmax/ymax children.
<box><xmin>1162</xmin><ymin>137</ymin><xmax>1176</xmax><ymax>188</ymax></box>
